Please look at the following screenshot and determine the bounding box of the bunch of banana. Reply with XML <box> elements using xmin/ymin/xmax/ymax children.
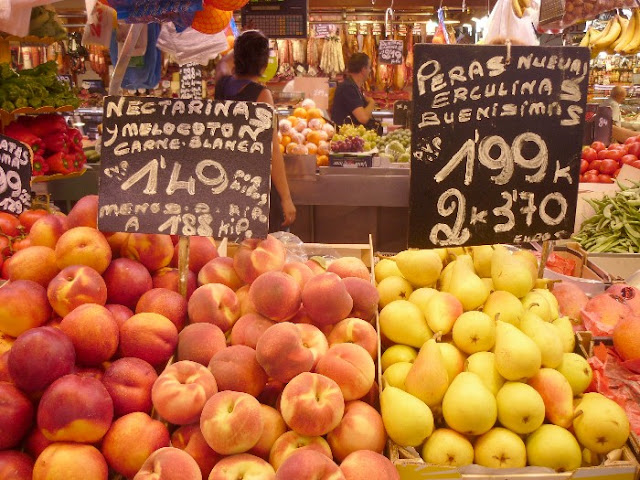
<box><xmin>580</xmin><ymin>11</ymin><xmax>640</xmax><ymax>57</ymax></box>
<box><xmin>512</xmin><ymin>0</ymin><xmax>531</xmax><ymax>18</ymax></box>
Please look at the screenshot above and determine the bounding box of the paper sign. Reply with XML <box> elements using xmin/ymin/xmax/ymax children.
<box><xmin>180</xmin><ymin>63</ymin><xmax>203</xmax><ymax>100</ymax></box>
<box><xmin>378</xmin><ymin>40</ymin><xmax>403</xmax><ymax>65</ymax></box>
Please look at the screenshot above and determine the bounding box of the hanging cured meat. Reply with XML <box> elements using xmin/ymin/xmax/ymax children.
<box><xmin>319</xmin><ymin>34</ymin><xmax>345</xmax><ymax>76</ymax></box>
<box><xmin>291</xmin><ymin>39</ymin><xmax>307</xmax><ymax>65</ymax></box>
<box><xmin>406</xmin><ymin>33</ymin><xmax>414</xmax><ymax>86</ymax></box>
<box><xmin>307</xmin><ymin>36</ymin><xmax>319</xmax><ymax>68</ymax></box>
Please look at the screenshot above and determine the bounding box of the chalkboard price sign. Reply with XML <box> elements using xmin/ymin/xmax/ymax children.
<box><xmin>393</xmin><ymin>100</ymin><xmax>412</xmax><ymax>128</ymax></box>
<box><xmin>98</xmin><ymin>96</ymin><xmax>275</xmax><ymax>242</ymax></box>
<box><xmin>409</xmin><ymin>45</ymin><xmax>589</xmax><ymax>248</ymax></box>
<box><xmin>0</xmin><ymin>134</ymin><xmax>32</xmax><ymax>214</ymax></box>
<box><xmin>180</xmin><ymin>63</ymin><xmax>203</xmax><ymax>100</ymax></box>
<box><xmin>378</xmin><ymin>40</ymin><xmax>403</xmax><ymax>65</ymax></box>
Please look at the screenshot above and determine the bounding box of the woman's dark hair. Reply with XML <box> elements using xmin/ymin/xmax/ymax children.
<box><xmin>234</xmin><ymin>30</ymin><xmax>270</xmax><ymax>76</ymax></box>
<box><xmin>348</xmin><ymin>53</ymin><xmax>370</xmax><ymax>74</ymax></box>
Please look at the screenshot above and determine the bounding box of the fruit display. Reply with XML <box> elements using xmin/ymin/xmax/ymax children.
<box><xmin>580</xmin><ymin>10</ymin><xmax>640</xmax><ymax>57</ymax></box>
<box><xmin>376</xmin><ymin>128</ymin><xmax>411</xmax><ymax>163</ymax></box>
<box><xmin>375</xmin><ymin>246</ymin><xmax>631</xmax><ymax>471</ymax></box>
<box><xmin>331</xmin><ymin>124</ymin><xmax>379</xmax><ymax>153</ymax></box>
<box><xmin>580</xmin><ymin>139</ymin><xmax>640</xmax><ymax>183</ymax></box>
<box><xmin>0</xmin><ymin>208</ymin><xmax>49</xmax><ymax>275</ymax></box>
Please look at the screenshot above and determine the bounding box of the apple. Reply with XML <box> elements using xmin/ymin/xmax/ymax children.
<box><xmin>598</xmin><ymin>174</ymin><xmax>613</xmax><ymax>184</ymax></box>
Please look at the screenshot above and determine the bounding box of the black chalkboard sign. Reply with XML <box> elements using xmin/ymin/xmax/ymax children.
<box><xmin>594</xmin><ymin>105</ymin><xmax>613</xmax><ymax>145</ymax></box>
<box><xmin>0</xmin><ymin>134</ymin><xmax>32</xmax><ymax>214</ymax></box>
<box><xmin>97</xmin><ymin>96</ymin><xmax>275</xmax><ymax>241</ymax></box>
<box><xmin>378</xmin><ymin>40</ymin><xmax>403</xmax><ymax>65</ymax></box>
<box><xmin>393</xmin><ymin>100</ymin><xmax>412</xmax><ymax>128</ymax></box>
<box><xmin>180</xmin><ymin>63</ymin><xmax>203</xmax><ymax>100</ymax></box>
<box><xmin>409</xmin><ymin>45</ymin><xmax>589</xmax><ymax>248</ymax></box>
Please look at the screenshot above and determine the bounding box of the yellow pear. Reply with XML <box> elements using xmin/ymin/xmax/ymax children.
<box><xmin>494</xmin><ymin>321</ymin><xmax>541</xmax><ymax>381</ymax></box>
<box><xmin>381</xmin><ymin>345</ymin><xmax>417</xmax><ymax>372</ymax></box>
<box><xmin>464</xmin><ymin>352</ymin><xmax>504</xmax><ymax>396</ymax></box>
<box><xmin>381</xmin><ymin>386</ymin><xmax>434</xmax><ymax>447</ymax></box>
<box><xmin>422</xmin><ymin>291</ymin><xmax>463</xmax><ymax>335</ymax></box>
<box><xmin>434</xmin><ymin>248</ymin><xmax>449</xmax><ymax>264</ymax></box>
<box><xmin>552</xmin><ymin>316</ymin><xmax>576</xmax><ymax>353</ymax></box>
<box><xmin>379</xmin><ymin>300</ymin><xmax>432</xmax><ymax>348</ymax></box>
<box><xmin>421</xmin><ymin>428</ymin><xmax>474</xmax><ymax>467</ymax></box>
<box><xmin>472</xmin><ymin>245</ymin><xmax>495</xmax><ymax>277</ymax></box>
<box><xmin>405</xmin><ymin>338</ymin><xmax>450</xmax><ymax>407</ymax></box>
<box><xmin>442</xmin><ymin>372</ymin><xmax>497</xmax><ymax>436</ymax></box>
<box><xmin>374</xmin><ymin>258</ymin><xmax>403</xmax><ymax>283</ymax></box>
<box><xmin>446</xmin><ymin>247</ymin><xmax>466</xmax><ymax>260</ymax></box>
<box><xmin>496</xmin><ymin>382</ymin><xmax>545</xmax><ymax>434</ymax></box>
<box><xmin>482</xmin><ymin>278</ymin><xmax>495</xmax><ymax>293</ymax></box>
<box><xmin>491</xmin><ymin>247</ymin><xmax>535</xmax><ymax>298</ymax></box>
<box><xmin>519</xmin><ymin>311</ymin><xmax>563</xmax><ymax>368</ymax></box>
<box><xmin>528</xmin><ymin>368</ymin><xmax>574</xmax><ymax>428</ymax></box>
<box><xmin>557</xmin><ymin>353</ymin><xmax>593</xmax><ymax>395</ymax></box>
<box><xmin>526</xmin><ymin>424</ymin><xmax>582</xmax><ymax>471</ymax></box>
<box><xmin>439</xmin><ymin>342</ymin><xmax>466</xmax><ymax>382</ymax></box>
<box><xmin>382</xmin><ymin>361</ymin><xmax>412</xmax><ymax>390</ymax></box>
<box><xmin>474</xmin><ymin>428</ymin><xmax>527</xmax><ymax>468</ymax></box>
<box><xmin>513</xmin><ymin>249</ymin><xmax>539</xmax><ymax>272</ymax></box>
<box><xmin>573</xmin><ymin>393</ymin><xmax>630</xmax><ymax>454</ymax></box>
<box><xmin>534</xmin><ymin>288</ymin><xmax>560</xmax><ymax>320</ymax></box>
<box><xmin>452</xmin><ymin>311</ymin><xmax>496</xmax><ymax>355</ymax></box>
<box><xmin>377</xmin><ymin>276</ymin><xmax>413</xmax><ymax>308</ymax></box>
<box><xmin>408</xmin><ymin>287</ymin><xmax>438</xmax><ymax>313</ymax></box>
<box><xmin>447</xmin><ymin>255</ymin><xmax>490</xmax><ymax>311</ymax></box>
<box><xmin>392</xmin><ymin>250</ymin><xmax>443</xmax><ymax>288</ymax></box>
<box><xmin>482</xmin><ymin>290</ymin><xmax>524</xmax><ymax>327</ymax></box>
<box><xmin>521</xmin><ymin>290</ymin><xmax>553</xmax><ymax>322</ymax></box>
<box><xmin>439</xmin><ymin>260</ymin><xmax>455</xmax><ymax>291</ymax></box>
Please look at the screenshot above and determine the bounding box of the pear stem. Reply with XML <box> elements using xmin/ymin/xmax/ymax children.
<box><xmin>573</xmin><ymin>409</ymin><xmax>584</xmax><ymax>421</ymax></box>
<box><xmin>433</xmin><ymin>332</ymin><xmax>443</xmax><ymax>342</ymax></box>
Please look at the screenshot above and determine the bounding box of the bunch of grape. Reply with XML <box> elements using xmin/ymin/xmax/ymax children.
<box><xmin>335</xmin><ymin>124</ymin><xmax>379</xmax><ymax>151</ymax></box>
<box><xmin>331</xmin><ymin>136</ymin><xmax>366</xmax><ymax>153</ymax></box>
<box><xmin>376</xmin><ymin>128</ymin><xmax>411</xmax><ymax>151</ymax></box>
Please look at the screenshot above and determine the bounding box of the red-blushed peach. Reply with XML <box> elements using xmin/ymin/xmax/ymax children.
<box><xmin>268</xmin><ymin>431</ymin><xmax>333</xmax><ymax>472</ymax></box>
<box><xmin>122</xmin><ymin>233</ymin><xmax>174</xmax><ymax>273</ymax></box>
<box><xmin>236</xmin><ymin>284</ymin><xmax>257</xmax><ymax>316</ymax></box>
<box><xmin>305</xmin><ymin>259</ymin><xmax>326</xmax><ymax>275</ymax></box>
<box><xmin>0</xmin><ymin>450</ymin><xmax>34</xmax><ymax>480</ymax></box>
<box><xmin>233</xmin><ymin>235</ymin><xmax>286</xmax><ymax>284</ymax></box>
<box><xmin>60</xmin><ymin>304</ymin><xmax>119</xmax><ymax>366</ymax></box>
<box><xmin>74</xmin><ymin>366</ymin><xmax>104</xmax><ymax>381</ymax></box>
<box><xmin>230</xmin><ymin>313</ymin><xmax>275</xmax><ymax>349</ymax></box>
<box><xmin>209</xmin><ymin>453</ymin><xmax>275</xmax><ymax>480</ymax></box>
<box><xmin>275</xmin><ymin>449</ymin><xmax>344</xmax><ymax>480</ymax></box>
<box><xmin>327</xmin><ymin>318</ymin><xmax>378</xmax><ymax>360</ymax></box>
<box><xmin>198</xmin><ymin>256</ymin><xmax>244</xmax><ymax>290</ymax></box>
<box><xmin>295</xmin><ymin>323</ymin><xmax>328</xmax><ymax>368</ymax></box>
<box><xmin>255</xmin><ymin>322</ymin><xmax>314</xmax><ymax>383</ymax></box>
<box><xmin>283</xmin><ymin>261</ymin><xmax>314</xmax><ymax>289</ymax></box>
<box><xmin>0</xmin><ymin>382</ymin><xmax>34</xmax><ymax>449</ymax></box>
<box><xmin>315</xmin><ymin>344</ymin><xmax>375</xmax><ymax>401</ymax></box>
<box><xmin>248</xmin><ymin>405</ymin><xmax>287</xmax><ymax>460</ymax></box>
<box><xmin>102</xmin><ymin>357</ymin><xmax>158</xmax><ymax>417</ymax></box>
<box><xmin>133</xmin><ymin>447</ymin><xmax>202</xmax><ymax>480</ymax></box>
<box><xmin>33</xmin><ymin>443</ymin><xmax>108</xmax><ymax>480</ymax></box>
<box><xmin>106</xmin><ymin>232</ymin><xmax>129</xmax><ymax>258</ymax></box>
<box><xmin>289</xmin><ymin>307</ymin><xmax>314</xmax><ymax>325</ymax></box>
<box><xmin>257</xmin><ymin>379</ymin><xmax>285</xmax><ymax>409</ymax></box>
<box><xmin>47</xmin><ymin>265</ymin><xmax>108</xmax><ymax>317</ymax></box>
<box><xmin>361</xmin><ymin>381</ymin><xmax>380</xmax><ymax>411</ymax></box>
<box><xmin>8</xmin><ymin>326</ymin><xmax>75</xmax><ymax>393</ymax></box>
<box><xmin>0</xmin><ymin>350</ymin><xmax>11</xmax><ymax>382</ymax></box>
<box><xmin>0</xmin><ymin>331</ymin><xmax>13</xmax><ymax>356</ymax></box>
<box><xmin>200</xmin><ymin>391</ymin><xmax>264</xmax><ymax>455</ymax></box>
<box><xmin>101</xmin><ymin>412</ymin><xmax>170</xmax><ymax>478</ymax></box>
<box><xmin>136</xmin><ymin>288</ymin><xmax>188</xmax><ymax>332</ymax></box>
<box><xmin>28</xmin><ymin>214</ymin><xmax>68</xmax><ymax>249</ymax></box>
<box><xmin>302</xmin><ymin>273</ymin><xmax>353</xmax><ymax>327</ymax></box>
<box><xmin>153</xmin><ymin>267</ymin><xmax>197</xmax><ymax>300</ymax></box>
<box><xmin>327</xmin><ymin>257</ymin><xmax>370</xmax><ymax>281</ymax></box>
<box><xmin>340</xmin><ymin>451</ymin><xmax>399</xmax><ymax>480</ymax></box>
<box><xmin>171</xmin><ymin>424</ymin><xmax>223</xmax><ymax>478</ymax></box>
<box><xmin>37</xmin><ymin>374</ymin><xmax>113</xmax><ymax>443</ymax></box>
<box><xmin>119</xmin><ymin>312</ymin><xmax>178</xmax><ymax>368</ymax></box>
<box><xmin>342</xmin><ymin>277</ymin><xmax>379</xmax><ymax>322</ymax></box>
<box><xmin>54</xmin><ymin>226</ymin><xmax>112</xmax><ymax>274</ymax></box>
<box><xmin>0</xmin><ymin>280</ymin><xmax>51</xmax><ymax>337</ymax></box>
<box><xmin>177</xmin><ymin>323</ymin><xmax>227</xmax><ymax>366</ymax></box>
<box><xmin>24</xmin><ymin>427</ymin><xmax>52</xmax><ymax>458</ymax></box>
<box><xmin>249</xmin><ymin>271</ymin><xmax>302</xmax><ymax>322</ymax></box>
<box><xmin>152</xmin><ymin>360</ymin><xmax>218</xmax><ymax>425</ymax></box>
<box><xmin>171</xmin><ymin>236</ymin><xmax>219</xmax><ymax>275</ymax></box>
<box><xmin>6</xmin><ymin>246</ymin><xmax>59</xmax><ymax>287</ymax></box>
<box><xmin>67</xmin><ymin>194</ymin><xmax>98</xmax><ymax>228</ymax></box>
<box><xmin>188</xmin><ymin>283</ymin><xmax>240</xmax><ymax>332</ymax></box>
<box><xmin>103</xmin><ymin>258</ymin><xmax>153</xmax><ymax>309</ymax></box>
<box><xmin>280</xmin><ymin>372</ymin><xmax>345</xmax><ymax>437</ymax></box>
<box><xmin>326</xmin><ymin>400</ymin><xmax>386</xmax><ymax>461</ymax></box>
<box><xmin>105</xmin><ymin>303</ymin><xmax>134</xmax><ymax>328</ymax></box>
<box><xmin>208</xmin><ymin>345</ymin><xmax>267</xmax><ymax>397</ymax></box>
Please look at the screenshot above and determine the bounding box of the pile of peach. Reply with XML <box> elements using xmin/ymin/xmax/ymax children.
<box><xmin>0</xmin><ymin>194</ymin><xmax>398</xmax><ymax>480</ymax></box>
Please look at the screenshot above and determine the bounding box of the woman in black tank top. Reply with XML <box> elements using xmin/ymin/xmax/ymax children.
<box><xmin>214</xmin><ymin>31</ymin><xmax>296</xmax><ymax>231</ymax></box>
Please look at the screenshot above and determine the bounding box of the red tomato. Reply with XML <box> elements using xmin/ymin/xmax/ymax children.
<box><xmin>597</xmin><ymin>149</ymin><xmax>609</xmax><ymax>160</ymax></box>
<box><xmin>0</xmin><ymin>258</ymin><xmax>9</xmax><ymax>280</ymax></box>
<box><xmin>598</xmin><ymin>174</ymin><xmax>614</xmax><ymax>183</ymax></box>
<box><xmin>599</xmin><ymin>159</ymin><xmax>619</xmax><ymax>175</ymax></box>
<box><xmin>591</xmin><ymin>141</ymin><xmax>607</xmax><ymax>152</ymax></box>
<box><xmin>585</xmin><ymin>169</ymin><xmax>599</xmax><ymax>176</ymax></box>
<box><xmin>579</xmin><ymin>174</ymin><xmax>584</xmax><ymax>182</ymax></box>
<box><xmin>614</xmin><ymin>168</ymin><xmax>622</xmax><ymax>178</ymax></box>
<box><xmin>580</xmin><ymin>159</ymin><xmax>590</xmax><ymax>173</ymax></box>
<box><xmin>632</xmin><ymin>160</ymin><xmax>640</xmax><ymax>170</ymax></box>
<box><xmin>0</xmin><ymin>213</ymin><xmax>20</xmax><ymax>237</ymax></box>
<box><xmin>18</xmin><ymin>209</ymin><xmax>48</xmax><ymax>233</ymax></box>
<box><xmin>625</xmin><ymin>136</ymin><xmax>639</xmax><ymax>145</ymax></box>
<box><xmin>604</xmin><ymin>149</ymin><xmax>624</xmax><ymax>161</ymax></box>
<box><xmin>628</xmin><ymin>142</ymin><xmax>640</xmax><ymax>157</ymax></box>
<box><xmin>622</xmin><ymin>154</ymin><xmax>638</xmax><ymax>165</ymax></box>
<box><xmin>0</xmin><ymin>236</ymin><xmax>9</xmax><ymax>258</ymax></box>
<box><xmin>582</xmin><ymin>147</ymin><xmax>598</xmax><ymax>162</ymax></box>
<box><xmin>589</xmin><ymin>160</ymin><xmax>603</xmax><ymax>172</ymax></box>
<box><xmin>583</xmin><ymin>172</ymin><xmax>600</xmax><ymax>183</ymax></box>
<box><xmin>11</xmin><ymin>237</ymin><xmax>30</xmax><ymax>252</ymax></box>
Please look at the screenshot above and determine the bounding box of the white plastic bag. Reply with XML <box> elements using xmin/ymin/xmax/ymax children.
<box><xmin>83</xmin><ymin>0</ymin><xmax>117</xmax><ymax>47</ymax></box>
<box><xmin>156</xmin><ymin>22</ymin><xmax>228</xmax><ymax>66</ymax></box>
<box><xmin>0</xmin><ymin>0</ymin><xmax>63</xmax><ymax>37</ymax></box>
<box><xmin>483</xmin><ymin>0</ymin><xmax>540</xmax><ymax>46</ymax></box>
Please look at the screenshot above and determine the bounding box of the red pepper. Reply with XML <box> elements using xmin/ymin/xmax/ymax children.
<box><xmin>4</xmin><ymin>123</ymin><xmax>46</xmax><ymax>156</ymax></box>
<box><xmin>32</xmin><ymin>154</ymin><xmax>49</xmax><ymax>176</ymax></box>
<box><xmin>69</xmin><ymin>152</ymin><xmax>85</xmax><ymax>172</ymax></box>
<box><xmin>67</xmin><ymin>128</ymin><xmax>83</xmax><ymax>152</ymax></box>
<box><xmin>46</xmin><ymin>152</ymin><xmax>73</xmax><ymax>175</ymax></box>
<box><xmin>21</xmin><ymin>114</ymin><xmax>67</xmax><ymax>138</ymax></box>
<box><xmin>41</xmin><ymin>132</ymin><xmax>68</xmax><ymax>154</ymax></box>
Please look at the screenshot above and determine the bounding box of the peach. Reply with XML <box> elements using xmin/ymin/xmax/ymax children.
<box><xmin>153</xmin><ymin>267</ymin><xmax>197</xmax><ymax>300</ymax></box>
<box><xmin>258</xmin><ymin>379</ymin><xmax>286</xmax><ymax>409</ymax></box>
<box><xmin>200</xmin><ymin>391</ymin><xmax>264</xmax><ymax>455</ymax></box>
<box><xmin>0</xmin><ymin>382</ymin><xmax>34</xmax><ymax>449</ymax></box>
<box><xmin>275</xmin><ymin>449</ymin><xmax>343</xmax><ymax>480</ymax></box>
<box><xmin>171</xmin><ymin>424</ymin><xmax>223</xmax><ymax>478</ymax></box>
<box><xmin>101</xmin><ymin>412</ymin><xmax>170</xmax><ymax>478</ymax></box>
<box><xmin>208</xmin><ymin>345</ymin><xmax>267</xmax><ymax>397</ymax></box>
<box><xmin>315</xmin><ymin>344</ymin><xmax>375</xmax><ymax>401</ymax></box>
<box><xmin>249</xmin><ymin>405</ymin><xmax>287</xmax><ymax>459</ymax></box>
<box><xmin>6</xmin><ymin>246</ymin><xmax>59</xmax><ymax>286</ymax></box>
<box><xmin>67</xmin><ymin>194</ymin><xmax>98</xmax><ymax>228</ymax></box>
<box><xmin>188</xmin><ymin>283</ymin><xmax>240</xmax><ymax>332</ymax></box>
<box><xmin>255</xmin><ymin>322</ymin><xmax>314</xmax><ymax>383</ymax></box>
<box><xmin>54</xmin><ymin>226</ymin><xmax>112</xmax><ymax>274</ymax></box>
<box><xmin>37</xmin><ymin>374</ymin><xmax>113</xmax><ymax>443</ymax></box>
<box><xmin>302</xmin><ymin>273</ymin><xmax>353</xmax><ymax>327</ymax></box>
<box><xmin>290</xmin><ymin>307</ymin><xmax>314</xmax><ymax>324</ymax></box>
<box><xmin>119</xmin><ymin>312</ymin><xmax>178</xmax><ymax>368</ymax></box>
<box><xmin>268</xmin><ymin>431</ymin><xmax>332</xmax><ymax>471</ymax></box>
<box><xmin>133</xmin><ymin>447</ymin><xmax>202</xmax><ymax>480</ymax></box>
<box><xmin>280</xmin><ymin>372</ymin><xmax>345</xmax><ymax>436</ymax></box>
<box><xmin>105</xmin><ymin>303</ymin><xmax>134</xmax><ymax>327</ymax></box>
<box><xmin>171</xmin><ymin>236</ymin><xmax>219</xmax><ymax>274</ymax></box>
<box><xmin>250</xmin><ymin>271</ymin><xmax>302</xmax><ymax>322</ymax></box>
<box><xmin>283</xmin><ymin>261</ymin><xmax>315</xmax><ymax>289</ymax></box>
<box><xmin>0</xmin><ymin>280</ymin><xmax>51</xmax><ymax>337</ymax></box>
<box><xmin>198</xmin><ymin>256</ymin><xmax>244</xmax><ymax>290</ymax></box>
<box><xmin>102</xmin><ymin>357</ymin><xmax>158</xmax><ymax>417</ymax></box>
<box><xmin>28</xmin><ymin>214</ymin><xmax>69</xmax><ymax>249</ymax></box>
<box><xmin>340</xmin><ymin>451</ymin><xmax>399</xmax><ymax>480</ymax></box>
<box><xmin>233</xmin><ymin>234</ymin><xmax>286</xmax><ymax>284</ymax></box>
<box><xmin>33</xmin><ymin>443</ymin><xmax>108</xmax><ymax>480</ymax></box>
<box><xmin>106</xmin><ymin>232</ymin><xmax>130</xmax><ymax>258</ymax></box>
<box><xmin>0</xmin><ymin>450</ymin><xmax>34</xmax><ymax>480</ymax></box>
<box><xmin>24</xmin><ymin>427</ymin><xmax>52</xmax><ymax>458</ymax></box>
<box><xmin>60</xmin><ymin>304</ymin><xmax>119</xmax><ymax>366</ymax></box>
<box><xmin>327</xmin><ymin>318</ymin><xmax>378</xmax><ymax>360</ymax></box>
<box><xmin>230</xmin><ymin>313</ymin><xmax>275</xmax><ymax>349</ymax></box>
<box><xmin>8</xmin><ymin>326</ymin><xmax>75</xmax><ymax>393</ymax></box>
<box><xmin>553</xmin><ymin>281</ymin><xmax>589</xmax><ymax>321</ymax></box>
<box><xmin>296</xmin><ymin>323</ymin><xmax>328</xmax><ymax>368</ymax></box>
<box><xmin>326</xmin><ymin>400</ymin><xmax>386</xmax><ymax>461</ymax></box>
<box><xmin>103</xmin><ymin>258</ymin><xmax>153</xmax><ymax>309</ymax></box>
<box><xmin>122</xmin><ymin>233</ymin><xmax>174</xmax><ymax>272</ymax></box>
<box><xmin>0</xmin><ymin>350</ymin><xmax>11</xmax><ymax>382</ymax></box>
<box><xmin>47</xmin><ymin>265</ymin><xmax>108</xmax><ymax>317</ymax></box>
<box><xmin>327</xmin><ymin>257</ymin><xmax>370</xmax><ymax>281</ymax></box>
<box><xmin>306</xmin><ymin>259</ymin><xmax>326</xmax><ymax>275</ymax></box>
<box><xmin>178</xmin><ymin>323</ymin><xmax>227</xmax><ymax>366</ymax></box>
<box><xmin>136</xmin><ymin>287</ymin><xmax>188</xmax><ymax>332</ymax></box>
<box><xmin>236</xmin><ymin>284</ymin><xmax>257</xmax><ymax>316</ymax></box>
<box><xmin>342</xmin><ymin>277</ymin><xmax>379</xmax><ymax>322</ymax></box>
<box><xmin>0</xmin><ymin>332</ymin><xmax>13</xmax><ymax>356</ymax></box>
<box><xmin>209</xmin><ymin>454</ymin><xmax>275</xmax><ymax>480</ymax></box>
<box><xmin>74</xmin><ymin>366</ymin><xmax>104</xmax><ymax>381</ymax></box>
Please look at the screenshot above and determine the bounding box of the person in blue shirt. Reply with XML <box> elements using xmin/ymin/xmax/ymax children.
<box><xmin>331</xmin><ymin>53</ymin><xmax>377</xmax><ymax>129</ymax></box>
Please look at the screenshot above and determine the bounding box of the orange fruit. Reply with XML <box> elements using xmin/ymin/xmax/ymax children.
<box><xmin>281</xmin><ymin>135</ymin><xmax>292</xmax><ymax>147</ymax></box>
<box><xmin>287</xmin><ymin>116</ymin><xmax>299</xmax><ymax>128</ymax></box>
<box><xmin>279</xmin><ymin>144</ymin><xmax>285</xmax><ymax>153</ymax></box>
<box><xmin>307</xmin><ymin>108</ymin><xmax>324</xmax><ymax>119</ymax></box>
<box><xmin>305</xmin><ymin>143</ymin><xmax>318</xmax><ymax>155</ymax></box>
<box><xmin>293</xmin><ymin>107</ymin><xmax>308</xmax><ymax>119</ymax></box>
<box><xmin>306</xmin><ymin>131</ymin><xmax>322</xmax><ymax>146</ymax></box>
<box><xmin>205</xmin><ymin>0</ymin><xmax>249</xmax><ymax>10</ymax></box>
<box><xmin>316</xmin><ymin>155</ymin><xmax>329</xmax><ymax>166</ymax></box>
<box><xmin>192</xmin><ymin>5</ymin><xmax>232</xmax><ymax>35</ymax></box>
<box><xmin>285</xmin><ymin>142</ymin><xmax>299</xmax><ymax>154</ymax></box>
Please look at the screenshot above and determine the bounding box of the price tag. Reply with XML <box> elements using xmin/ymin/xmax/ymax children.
<box><xmin>98</xmin><ymin>96</ymin><xmax>275</xmax><ymax>241</ymax></box>
<box><xmin>0</xmin><ymin>134</ymin><xmax>32</xmax><ymax>215</ymax></box>
<box><xmin>82</xmin><ymin>79</ymin><xmax>106</xmax><ymax>94</ymax></box>
<box><xmin>378</xmin><ymin>40</ymin><xmax>403</xmax><ymax>65</ymax></box>
<box><xmin>348</xmin><ymin>23</ymin><xmax>357</xmax><ymax>35</ymax></box>
<box><xmin>398</xmin><ymin>24</ymin><xmax>408</xmax><ymax>36</ymax></box>
<box><xmin>359</xmin><ymin>24</ymin><xmax>368</xmax><ymax>35</ymax></box>
<box><xmin>180</xmin><ymin>63</ymin><xmax>203</xmax><ymax>100</ymax></box>
<box><xmin>409</xmin><ymin>45</ymin><xmax>589</xmax><ymax>248</ymax></box>
<box><xmin>373</xmin><ymin>23</ymin><xmax>382</xmax><ymax>35</ymax></box>
<box><xmin>413</xmin><ymin>23</ymin><xmax>422</xmax><ymax>35</ymax></box>
<box><xmin>315</xmin><ymin>24</ymin><xmax>330</xmax><ymax>38</ymax></box>
<box><xmin>393</xmin><ymin>100</ymin><xmax>413</xmax><ymax>128</ymax></box>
